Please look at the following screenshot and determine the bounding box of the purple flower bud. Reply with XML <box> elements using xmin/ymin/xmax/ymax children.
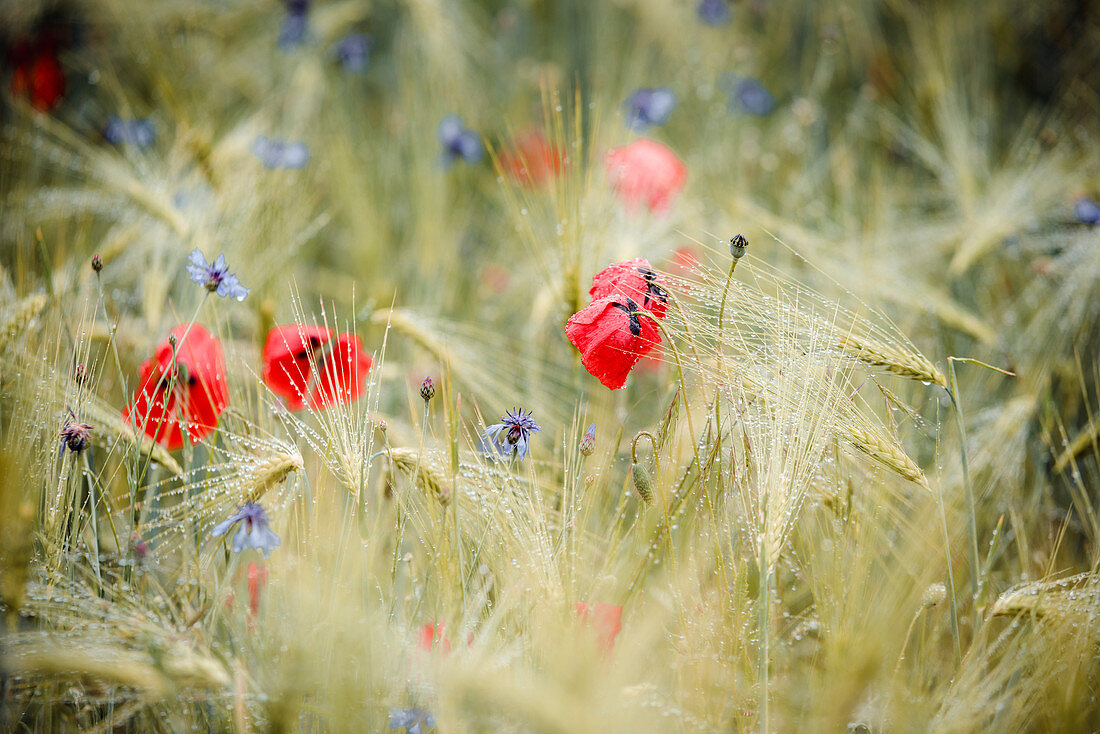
<box><xmin>332</xmin><ymin>33</ymin><xmax>371</xmax><ymax>72</ymax></box>
<box><xmin>697</xmin><ymin>0</ymin><xmax>731</xmax><ymax>25</ymax></box>
<box><xmin>279</xmin><ymin>1</ymin><xmax>311</xmax><ymax>49</ymax></box>
<box><xmin>1074</xmin><ymin>197</ymin><xmax>1100</xmax><ymax>226</ymax></box>
<box><xmin>252</xmin><ymin>135</ymin><xmax>310</xmax><ymax>170</ymax></box>
<box><xmin>91</xmin><ymin>254</ymin><xmax>103</xmax><ymax>272</ymax></box>
<box><xmin>623</xmin><ymin>88</ymin><xmax>677</xmax><ymax>132</ymax></box>
<box><xmin>419</xmin><ymin>376</ymin><xmax>435</xmax><ymax>403</ymax></box>
<box><xmin>727</xmin><ymin>76</ymin><xmax>776</xmax><ymax>116</ymax></box>
<box><xmin>580</xmin><ymin>423</ymin><xmax>596</xmax><ymax>457</ymax></box>
<box><xmin>437</xmin><ymin>115</ymin><xmax>483</xmax><ymax>166</ymax></box>
<box><xmin>103</xmin><ymin>117</ymin><xmax>155</xmax><ymax>148</ymax></box>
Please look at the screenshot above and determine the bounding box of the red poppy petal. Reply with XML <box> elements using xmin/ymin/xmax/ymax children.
<box><xmin>262</xmin><ymin>325</ymin><xmax>334</xmax><ymax>410</ymax></box>
<box><xmin>500</xmin><ymin>129</ymin><xmax>565</xmax><ymax>188</ymax></box>
<box><xmin>123</xmin><ymin>359</ymin><xmax>184</xmax><ymax>450</ymax></box>
<box><xmin>29</xmin><ymin>53</ymin><xmax>64</xmax><ymax>111</ymax></box>
<box><xmin>123</xmin><ymin>325</ymin><xmax>228</xmax><ymax>449</ymax></box>
<box><xmin>588</xmin><ymin>258</ymin><xmax>668</xmax><ymax>319</ymax></box>
<box><xmin>605</xmin><ymin>139</ymin><xmax>687</xmax><ymax>214</ymax></box>
<box><xmin>574</xmin><ymin>602</ymin><xmax>623</xmax><ymax>649</ymax></box>
<box><xmin>309</xmin><ymin>333</ymin><xmax>373</xmax><ymax>409</ymax></box>
<box><xmin>566</xmin><ymin>297</ymin><xmax>661</xmax><ymax>390</ymax></box>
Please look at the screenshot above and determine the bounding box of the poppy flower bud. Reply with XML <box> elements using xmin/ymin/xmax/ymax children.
<box><xmin>91</xmin><ymin>254</ymin><xmax>103</xmax><ymax>273</ymax></box>
<box><xmin>419</xmin><ymin>376</ymin><xmax>435</xmax><ymax>403</ymax></box>
<box><xmin>632</xmin><ymin>462</ymin><xmax>654</xmax><ymax>505</ymax></box>
<box><xmin>729</xmin><ymin>233</ymin><xmax>748</xmax><ymax>259</ymax></box>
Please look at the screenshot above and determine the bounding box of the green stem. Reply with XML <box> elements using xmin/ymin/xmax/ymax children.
<box><xmin>934</xmin><ymin>398</ymin><xmax>963</xmax><ymax>663</ymax></box>
<box><xmin>947</xmin><ymin>358</ymin><xmax>981</xmax><ymax>628</ymax></box>
<box><xmin>634</xmin><ymin>312</ymin><xmax>698</xmax><ymax>465</ymax></box>
<box><xmin>758</xmin><ymin>512</ymin><xmax>770</xmax><ymax>733</ymax></box>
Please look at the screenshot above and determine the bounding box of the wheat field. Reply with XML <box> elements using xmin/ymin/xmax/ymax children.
<box><xmin>1</xmin><ymin>1</ymin><xmax>1099</xmax><ymax>731</ymax></box>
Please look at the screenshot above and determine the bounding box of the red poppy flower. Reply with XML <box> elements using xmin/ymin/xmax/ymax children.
<box><xmin>499</xmin><ymin>129</ymin><xmax>565</xmax><ymax>188</ymax></box>
<box><xmin>247</xmin><ymin>561</ymin><xmax>268</xmax><ymax>618</ymax></box>
<box><xmin>262</xmin><ymin>325</ymin><xmax>373</xmax><ymax>411</ymax></box>
<box><xmin>574</xmin><ymin>602</ymin><xmax>623</xmax><ymax>650</ymax></box>
<box><xmin>589</xmin><ymin>258</ymin><xmax>669</xmax><ymax>319</ymax></box>
<box><xmin>9</xmin><ymin>36</ymin><xmax>65</xmax><ymax>112</ymax></box>
<box><xmin>565</xmin><ymin>295</ymin><xmax>662</xmax><ymax>390</ymax></box>
<box><xmin>604</xmin><ymin>138</ymin><xmax>687</xmax><ymax>213</ymax></box>
<box><xmin>419</xmin><ymin>622</ymin><xmax>451</xmax><ymax>653</ymax></box>
<box><xmin>671</xmin><ymin>247</ymin><xmax>698</xmax><ymax>273</ymax></box>
<box><xmin>123</xmin><ymin>324</ymin><xmax>229</xmax><ymax>451</ymax></box>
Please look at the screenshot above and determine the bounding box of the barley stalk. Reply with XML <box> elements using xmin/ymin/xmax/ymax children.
<box><xmin>81</xmin><ymin>400</ymin><xmax>183</xmax><ymax>476</ymax></box>
<box><xmin>990</xmin><ymin>573</ymin><xmax>1100</xmax><ymax>618</ymax></box>
<box><xmin>244</xmin><ymin>449</ymin><xmax>303</xmax><ymax>503</ymax></box>
<box><xmin>387</xmin><ymin>447</ymin><xmax>451</xmax><ymax>505</ymax></box>
<box><xmin>0</xmin><ymin>293</ymin><xmax>48</xmax><ymax>354</ymax></box>
<box><xmin>838</xmin><ymin>334</ymin><xmax>947</xmax><ymax>388</ymax></box>
<box><xmin>842</xmin><ymin>422</ymin><xmax>931</xmax><ymax>491</ymax></box>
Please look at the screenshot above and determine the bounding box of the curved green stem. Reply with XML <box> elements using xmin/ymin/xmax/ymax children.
<box><xmin>633</xmin><ymin>311</ymin><xmax>698</xmax><ymax>464</ymax></box>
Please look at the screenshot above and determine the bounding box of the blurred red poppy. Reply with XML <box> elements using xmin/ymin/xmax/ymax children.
<box><xmin>605</xmin><ymin>138</ymin><xmax>687</xmax><ymax>213</ymax></box>
<box><xmin>589</xmin><ymin>258</ymin><xmax>668</xmax><ymax>319</ymax></box>
<box><xmin>262</xmin><ymin>325</ymin><xmax>373</xmax><ymax>411</ymax></box>
<box><xmin>499</xmin><ymin>129</ymin><xmax>565</xmax><ymax>187</ymax></box>
<box><xmin>574</xmin><ymin>602</ymin><xmax>623</xmax><ymax>650</ymax></box>
<box><xmin>419</xmin><ymin>622</ymin><xmax>451</xmax><ymax>653</ymax></box>
<box><xmin>247</xmin><ymin>561</ymin><xmax>268</xmax><ymax>618</ymax></box>
<box><xmin>565</xmin><ymin>295</ymin><xmax>662</xmax><ymax>390</ymax></box>
<box><xmin>123</xmin><ymin>324</ymin><xmax>229</xmax><ymax>450</ymax></box>
<box><xmin>9</xmin><ymin>35</ymin><xmax>65</xmax><ymax>112</ymax></box>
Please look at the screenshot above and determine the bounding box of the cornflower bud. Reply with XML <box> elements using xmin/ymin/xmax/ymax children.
<box><xmin>420</xmin><ymin>376</ymin><xmax>435</xmax><ymax>403</ymax></box>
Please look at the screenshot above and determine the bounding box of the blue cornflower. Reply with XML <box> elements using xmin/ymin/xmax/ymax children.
<box><xmin>252</xmin><ymin>135</ymin><xmax>310</xmax><ymax>170</ymax></box>
<box><xmin>278</xmin><ymin>0</ymin><xmax>310</xmax><ymax>49</ymax></box>
<box><xmin>211</xmin><ymin>502</ymin><xmax>281</xmax><ymax>557</ymax></box>
<box><xmin>389</xmin><ymin>708</ymin><xmax>435</xmax><ymax>734</ymax></box>
<box><xmin>186</xmin><ymin>249</ymin><xmax>250</xmax><ymax>301</ymax></box>
<box><xmin>623</xmin><ymin>87</ymin><xmax>676</xmax><ymax>132</ymax></box>
<box><xmin>332</xmin><ymin>33</ymin><xmax>372</xmax><ymax>72</ymax></box>
<box><xmin>728</xmin><ymin>75</ymin><xmax>776</xmax><ymax>116</ymax></box>
<box><xmin>103</xmin><ymin>117</ymin><xmax>155</xmax><ymax>148</ymax></box>
<box><xmin>1074</xmin><ymin>197</ymin><xmax>1100</xmax><ymax>225</ymax></box>
<box><xmin>437</xmin><ymin>115</ymin><xmax>483</xmax><ymax>167</ymax></box>
<box><xmin>480</xmin><ymin>408</ymin><xmax>540</xmax><ymax>462</ymax></box>
<box><xmin>697</xmin><ymin>0</ymin><xmax>731</xmax><ymax>25</ymax></box>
